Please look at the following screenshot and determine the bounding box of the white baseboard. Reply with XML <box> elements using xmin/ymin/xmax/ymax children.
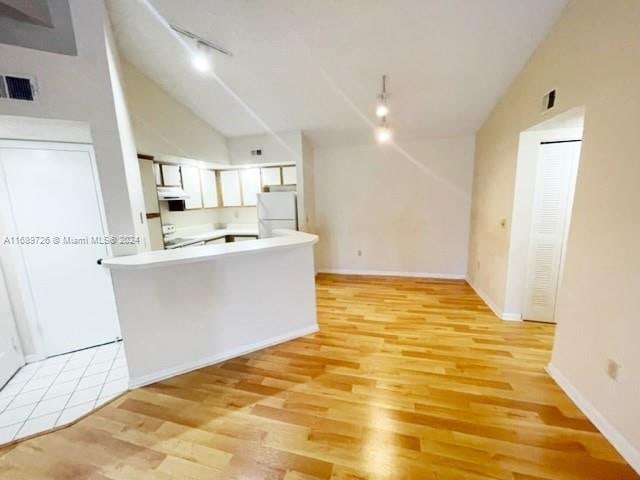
<box><xmin>465</xmin><ymin>276</ymin><xmax>522</xmax><ymax>321</ymax></box>
<box><xmin>318</xmin><ymin>269</ymin><xmax>466</xmax><ymax>280</ymax></box>
<box><xmin>128</xmin><ymin>324</ymin><xmax>319</xmax><ymax>389</ymax></box>
<box><xmin>546</xmin><ymin>363</ymin><xmax>640</xmax><ymax>474</ymax></box>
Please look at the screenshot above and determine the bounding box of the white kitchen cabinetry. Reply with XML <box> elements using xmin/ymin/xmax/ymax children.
<box><xmin>261</xmin><ymin>167</ymin><xmax>282</xmax><ymax>187</ymax></box>
<box><xmin>181</xmin><ymin>165</ymin><xmax>203</xmax><ymax>209</ymax></box>
<box><xmin>139</xmin><ymin>159</ymin><xmax>160</xmax><ymax>214</ymax></box>
<box><xmin>282</xmin><ymin>165</ymin><xmax>297</xmax><ymax>185</ymax></box>
<box><xmin>240</xmin><ymin>168</ymin><xmax>261</xmax><ymax>206</ymax></box>
<box><xmin>153</xmin><ymin>163</ymin><xmax>162</xmax><ymax>185</ymax></box>
<box><xmin>200</xmin><ymin>169</ymin><xmax>219</xmax><ymax>208</ymax></box>
<box><xmin>220</xmin><ymin>170</ymin><xmax>242</xmax><ymax>206</ymax></box>
<box><xmin>161</xmin><ymin>164</ymin><xmax>181</xmax><ymax>186</ymax></box>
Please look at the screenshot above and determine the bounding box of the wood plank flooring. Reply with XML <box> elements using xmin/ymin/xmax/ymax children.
<box><xmin>0</xmin><ymin>274</ymin><xmax>637</xmax><ymax>479</ymax></box>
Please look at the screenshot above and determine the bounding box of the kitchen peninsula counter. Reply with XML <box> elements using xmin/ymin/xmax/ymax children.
<box><xmin>101</xmin><ymin>230</ymin><xmax>318</xmax><ymax>387</ymax></box>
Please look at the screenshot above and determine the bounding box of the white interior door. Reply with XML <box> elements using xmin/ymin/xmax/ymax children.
<box><xmin>0</xmin><ymin>264</ymin><xmax>24</xmax><ymax>387</ymax></box>
<box><xmin>0</xmin><ymin>141</ymin><xmax>121</xmax><ymax>357</ymax></box>
<box><xmin>523</xmin><ymin>141</ymin><xmax>580</xmax><ymax>322</ymax></box>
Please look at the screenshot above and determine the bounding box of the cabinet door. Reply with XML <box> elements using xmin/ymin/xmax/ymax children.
<box><xmin>220</xmin><ymin>170</ymin><xmax>242</xmax><ymax>206</ymax></box>
<box><xmin>241</xmin><ymin>168</ymin><xmax>261</xmax><ymax>206</ymax></box>
<box><xmin>282</xmin><ymin>165</ymin><xmax>297</xmax><ymax>185</ymax></box>
<box><xmin>200</xmin><ymin>170</ymin><xmax>219</xmax><ymax>208</ymax></box>
<box><xmin>138</xmin><ymin>159</ymin><xmax>160</xmax><ymax>214</ymax></box>
<box><xmin>261</xmin><ymin>167</ymin><xmax>282</xmax><ymax>187</ymax></box>
<box><xmin>153</xmin><ymin>163</ymin><xmax>162</xmax><ymax>185</ymax></box>
<box><xmin>161</xmin><ymin>164</ymin><xmax>181</xmax><ymax>186</ymax></box>
<box><xmin>181</xmin><ymin>166</ymin><xmax>203</xmax><ymax>209</ymax></box>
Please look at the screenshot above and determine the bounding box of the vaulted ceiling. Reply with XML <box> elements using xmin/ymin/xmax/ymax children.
<box><xmin>107</xmin><ymin>0</ymin><xmax>567</xmax><ymax>147</ymax></box>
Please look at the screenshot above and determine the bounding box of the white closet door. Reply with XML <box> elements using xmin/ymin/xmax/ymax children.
<box><xmin>181</xmin><ymin>165</ymin><xmax>203</xmax><ymax>209</ymax></box>
<box><xmin>523</xmin><ymin>142</ymin><xmax>580</xmax><ymax>322</ymax></box>
<box><xmin>240</xmin><ymin>168</ymin><xmax>260</xmax><ymax>206</ymax></box>
<box><xmin>200</xmin><ymin>170</ymin><xmax>219</xmax><ymax>208</ymax></box>
<box><xmin>0</xmin><ymin>141</ymin><xmax>121</xmax><ymax>356</ymax></box>
<box><xmin>220</xmin><ymin>170</ymin><xmax>241</xmax><ymax>206</ymax></box>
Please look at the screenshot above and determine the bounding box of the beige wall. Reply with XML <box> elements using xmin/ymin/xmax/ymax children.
<box><xmin>120</xmin><ymin>61</ymin><xmax>229</xmax><ymax>163</ymax></box>
<box><xmin>467</xmin><ymin>0</ymin><xmax>640</xmax><ymax>466</ymax></box>
<box><xmin>314</xmin><ymin>137</ymin><xmax>474</xmax><ymax>276</ymax></box>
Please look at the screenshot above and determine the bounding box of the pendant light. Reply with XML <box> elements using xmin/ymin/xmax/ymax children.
<box><xmin>375</xmin><ymin>75</ymin><xmax>392</xmax><ymax>143</ymax></box>
<box><xmin>376</xmin><ymin>75</ymin><xmax>389</xmax><ymax>117</ymax></box>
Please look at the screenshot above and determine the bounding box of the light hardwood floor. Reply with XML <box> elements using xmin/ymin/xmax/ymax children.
<box><xmin>0</xmin><ymin>274</ymin><xmax>637</xmax><ymax>479</ymax></box>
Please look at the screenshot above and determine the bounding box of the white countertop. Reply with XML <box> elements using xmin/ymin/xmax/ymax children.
<box><xmin>101</xmin><ymin>230</ymin><xmax>317</xmax><ymax>270</ymax></box>
<box><xmin>164</xmin><ymin>225</ymin><xmax>259</xmax><ymax>249</ymax></box>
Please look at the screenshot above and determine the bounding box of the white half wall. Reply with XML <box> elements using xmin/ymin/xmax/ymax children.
<box><xmin>314</xmin><ymin>136</ymin><xmax>475</xmax><ymax>277</ymax></box>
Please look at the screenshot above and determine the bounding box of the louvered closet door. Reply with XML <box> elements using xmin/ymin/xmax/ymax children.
<box><xmin>523</xmin><ymin>142</ymin><xmax>580</xmax><ymax>322</ymax></box>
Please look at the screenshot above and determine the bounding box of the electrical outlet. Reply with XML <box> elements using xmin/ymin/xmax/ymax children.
<box><xmin>357</xmin><ymin>249</ymin><xmax>363</xmax><ymax>257</ymax></box>
<box><xmin>607</xmin><ymin>359</ymin><xmax>620</xmax><ymax>380</ymax></box>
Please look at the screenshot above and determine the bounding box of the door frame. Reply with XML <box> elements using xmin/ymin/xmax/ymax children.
<box><xmin>0</xmin><ymin>139</ymin><xmax>114</xmax><ymax>361</ymax></box>
<box><xmin>0</xmin><ymin>260</ymin><xmax>24</xmax><ymax>387</ymax></box>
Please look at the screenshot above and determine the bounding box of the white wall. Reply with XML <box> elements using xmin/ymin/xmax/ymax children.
<box><xmin>0</xmin><ymin>0</ymin><xmax>139</xmax><ymax>255</ymax></box>
<box><xmin>120</xmin><ymin>61</ymin><xmax>229</xmax><ymax>164</ymax></box>
<box><xmin>226</xmin><ymin>131</ymin><xmax>300</xmax><ymax>165</ymax></box>
<box><xmin>314</xmin><ymin>137</ymin><xmax>475</xmax><ymax>276</ymax></box>
<box><xmin>104</xmin><ymin>19</ymin><xmax>150</xmax><ymax>252</ymax></box>
<box><xmin>0</xmin><ymin>0</ymin><xmax>144</xmax><ymax>358</ymax></box>
<box><xmin>298</xmin><ymin>134</ymin><xmax>316</xmax><ymax>234</ymax></box>
<box><xmin>467</xmin><ymin>0</ymin><xmax>640</xmax><ymax>469</ymax></box>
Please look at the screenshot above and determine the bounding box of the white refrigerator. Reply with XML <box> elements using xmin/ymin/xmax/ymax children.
<box><xmin>257</xmin><ymin>191</ymin><xmax>298</xmax><ymax>238</ymax></box>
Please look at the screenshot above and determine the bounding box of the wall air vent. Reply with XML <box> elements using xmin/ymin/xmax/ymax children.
<box><xmin>542</xmin><ymin>89</ymin><xmax>556</xmax><ymax>112</ymax></box>
<box><xmin>0</xmin><ymin>75</ymin><xmax>37</xmax><ymax>101</ymax></box>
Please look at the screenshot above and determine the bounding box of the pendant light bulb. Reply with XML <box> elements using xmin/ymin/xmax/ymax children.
<box><xmin>376</xmin><ymin>98</ymin><xmax>389</xmax><ymax>118</ymax></box>
<box><xmin>376</xmin><ymin>125</ymin><xmax>392</xmax><ymax>144</ymax></box>
<box><xmin>192</xmin><ymin>42</ymin><xmax>211</xmax><ymax>72</ymax></box>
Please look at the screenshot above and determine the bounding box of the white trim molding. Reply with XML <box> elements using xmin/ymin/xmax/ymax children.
<box><xmin>318</xmin><ymin>269</ymin><xmax>466</xmax><ymax>280</ymax></box>
<box><xmin>128</xmin><ymin>325</ymin><xmax>319</xmax><ymax>389</ymax></box>
<box><xmin>465</xmin><ymin>276</ymin><xmax>522</xmax><ymax>321</ymax></box>
<box><xmin>546</xmin><ymin>364</ymin><xmax>640</xmax><ymax>474</ymax></box>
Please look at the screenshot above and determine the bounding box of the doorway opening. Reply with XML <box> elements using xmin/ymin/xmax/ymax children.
<box><xmin>0</xmin><ymin>116</ymin><xmax>129</xmax><ymax>445</ymax></box>
<box><xmin>503</xmin><ymin>107</ymin><xmax>585</xmax><ymax>323</ymax></box>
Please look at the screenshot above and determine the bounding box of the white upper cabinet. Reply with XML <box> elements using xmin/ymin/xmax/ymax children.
<box><xmin>161</xmin><ymin>164</ymin><xmax>181</xmax><ymax>186</ymax></box>
<box><xmin>261</xmin><ymin>167</ymin><xmax>282</xmax><ymax>187</ymax></box>
<box><xmin>282</xmin><ymin>165</ymin><xmax>297</xmax><ymax>185</ymax></box>
<box><xmin>138</xmin><ymin>159</ymin><xmax>160</xmax><ymax>214</ymax></box>
<box><xmin>200</xmin><ymin>169</ymin><xmax>219</xmax><ymax>208</ymax></box>
<box><xmin>181</xmin><ymin>165</ymin><xmax>203</xmax><ymax>209</ymax></box>
<box><xmin>220</xmin><ymin>170</ymin><xmax>242</xmax><ymax>206</ymax></box>
<box><xmin>153</xmin><ymin>163</ymin><xmax>162</xmax><ymax>185</ymax></box>
<box><xmin>240</xmin><ymin>168</ymin><xmax>261</xmax><ymax>206</ymax></box>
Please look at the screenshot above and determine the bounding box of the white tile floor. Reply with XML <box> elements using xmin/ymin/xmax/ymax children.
<box><xmin>0</xmin><ymin>341</ymin><xmax>128</xmax><ymax>446</ymax></box>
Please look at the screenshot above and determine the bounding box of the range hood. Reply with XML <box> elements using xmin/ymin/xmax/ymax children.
<box><xmin>157</xmin><ymin>186</ymin><xmax>190</xmax><ymax>201</ymax></box>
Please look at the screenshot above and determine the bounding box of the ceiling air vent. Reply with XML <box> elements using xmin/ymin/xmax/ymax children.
<box><xmin>0</xmin><ymin>75</ymin><xmax>37</xmax><ymax>101</ymax></box>
<box><xmin>542</xmin><ymin>89</ymin><xmax>556</xmax><ymax>112</ymax></box>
